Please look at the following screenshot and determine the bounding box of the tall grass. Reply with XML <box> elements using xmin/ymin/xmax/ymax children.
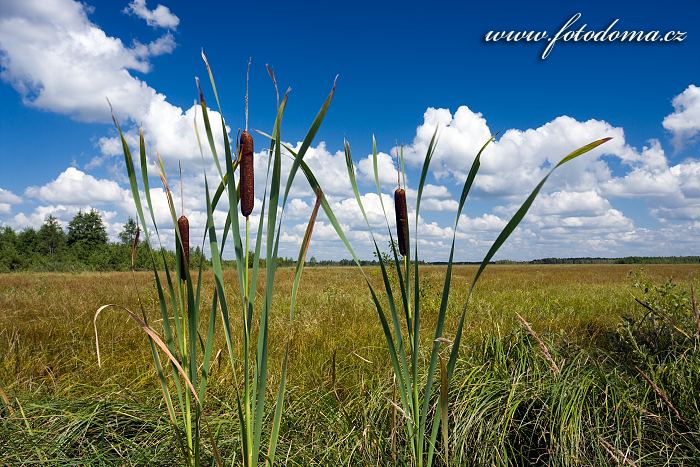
<box><xmin>285</xmin><ymin>131</ymin><xmax>612</xmax><ymax>464</ymax></box>
<box><xmin>96</xmin><ymin>56</ymin><xmax>336</xmax><ymax>465</ymax></box>
<box><xmin>2</xmin><ymin>267</ymin><xmax>698</xmax><ymax>464</ymax></box>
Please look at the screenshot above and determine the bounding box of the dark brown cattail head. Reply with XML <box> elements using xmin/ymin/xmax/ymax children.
<box><xmin>177</xmin><ymin>215</ymin><xmax>189</xmax><ymax>279</ymax></box>
<box><xmin>239</xmin><ymin>130</ymin><xmax>254</xmax><ymax>217</ymax></box>
<box><xmin>394</xmin><ymin>188</ymin><xmax>408</xmax><ymax>256</ymax></box>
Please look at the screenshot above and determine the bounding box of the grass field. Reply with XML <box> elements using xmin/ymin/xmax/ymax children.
<box><xmin>1</xmin><ymin>264</ymin><xmax>699</xmax><ymax>465</ymax></box>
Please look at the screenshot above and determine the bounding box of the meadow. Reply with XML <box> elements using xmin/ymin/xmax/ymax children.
<box><xmin>1</xmin><ymin>264</ymin><xmax>699</xmax><ymax>465</ymax></box>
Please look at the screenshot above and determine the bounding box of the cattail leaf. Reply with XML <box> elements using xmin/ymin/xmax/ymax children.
<box><xmin>267</xmin><ymin>345</ymin><xmax>289</xmax><ymax>464</ymax></box>
<box><xmin>200</xmin><ymin>49</ymin><xmax>223</xmax><ymax>115</ymax></box>
<box><xmin>249</xmin><ymin>69</ymin><xmax>284</xmax><ymax>315</ymax></box>
<box><xmin>420</xmin><ymin>134</ymin><xmax>497</xmax><ymax>450</ymax></box>
<box><xmin>343</xmin><ymin>140</ymin><xmax>414</xmax><ymax>419</ymax></box>
<box><xmin>111</xmin><ymin>111</ymin><xmax>185</xmax><ymax>414</ymax></box>
<box><xmin>413</xmin><ymin>128</ymin><xmax>439</xmax><ymax>456</ymax></box>
<box><xmin>295</xmin><ymin>154</ymin><xmax>415</xmax><ymax>425</ymax></box>
<box><xmin>447</xmin><ymin>137</ymin><xmax>613</xmax><ymax>378</ymax></box>
<box><xmin>439</xmin><ymin>354</ymin><xmax>449</xmax><ymax>465</ymax></box>
<box><xmin>279</xmin><ymin>76</ymin><xmax>337</xmax><ymax>208</ymax></box>
<box><xmin>250</xmin><ymin>90</ymin><xmax>290</xmax><ymax>462</ymax></box>
<box><xmin>196</xmin><ymin>77</ymin><xmax>224</xmax><ymax>181</ymax></box>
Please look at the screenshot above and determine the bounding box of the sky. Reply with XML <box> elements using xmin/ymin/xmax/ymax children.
<box><xmin>0</xmin><ymin>0</ymin><xmax>699</xmax><ymax>261</ymax></box>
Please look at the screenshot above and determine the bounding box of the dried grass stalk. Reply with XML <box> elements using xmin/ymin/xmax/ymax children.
<box><xmin>516</xmin><ymin>312</ymin><xmax>561</xmax><ymax>374</ymax></box>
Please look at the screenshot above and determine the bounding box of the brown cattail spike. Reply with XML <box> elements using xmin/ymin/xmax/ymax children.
<box><xmin>178</xmin><ymin>215</ymin><xmax>190</xmax><ymax>279</ymax></box>
<box><xmin>394</xmin><ymin>188</ymin><xmax>408</xmax><ymax>256</ymax></box>
<box><xmin>240</xmin><ymin>130</ymin><xmax>254</xmax><ymax>217</ymax></box>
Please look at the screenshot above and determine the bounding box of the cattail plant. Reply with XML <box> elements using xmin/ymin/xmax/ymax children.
<box><xmin>193</xmin><ymin>55</ymin><xmax>337</xmax><ymax>466</ymax></box>
<box><xmin>97</xmin><ymin>52</ymin><xmax>337</xmax><ymax>466</ymax></box>
<box><xmin>292</xmin><ymin>133</ymin><xmax>612</xmax><ymax>465</ymax></box>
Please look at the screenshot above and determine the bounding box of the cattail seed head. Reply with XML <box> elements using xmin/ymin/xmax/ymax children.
<box><xmin>178</xmin><ymin>215</ymin><xmax>189</xmax><ymax>279</ymax></box>
<box><xmin>240</xmin><ymin>130</ymin><xmax>254</xmax><ymax>217</ymax></box>
<box><xmin>394</xmin><ymin>188</ymin><xmax>408</xmax><ymax>256</ymax></box>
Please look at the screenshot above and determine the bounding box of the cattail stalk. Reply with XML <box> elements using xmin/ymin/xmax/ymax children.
<box><xmin>394</xmin><ymin>187</ymin><xmax>408</xmax><ymax>256</ymax></box>
<box><xmin>131</xmin><ymin>225</ymin><xmax>140</xmax><ymax>271</ymax></box>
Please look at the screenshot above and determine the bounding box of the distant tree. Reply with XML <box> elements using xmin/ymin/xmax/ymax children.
<box><xmin>67</xmin><ymin>210</ymin><xmax>108</xmax><ymax>248</ymax></box>
<box><xmin>37</xmin><ymin>215</ymin><xmax>66</xmax><ymax>255</ymax></box>
<box><xmin>118</xmin><ymin>217</ymin><xmax>139</xmax><ymax>245</ymax></box>
<box><xmin>0</xmin><ymin>226</ymin><xmax>21</xmax><ymax>271</ymax></box>
<box><xmin>16</xmin><ymin>227</ymin><xmax>38</xmax><ymax>255</ymax></box>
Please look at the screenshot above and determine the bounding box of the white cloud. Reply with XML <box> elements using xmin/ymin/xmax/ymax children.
<box><xmin>0</xmin><ymin>0</ymin><xmax>164</xmax><ymax>122</ymax></box>
<box><xmin>25</xmin><ymin>167</ymin><xmax>129</xmax><ymax>204</ymax></box>
<box><xmin>401</xmin><ymin>106</ymin><xmax>634</xmax><ymax>197</ymax></box>
<box><xmin>0</xmin><ymin>188</ymin><xmax>22</xmax><ymax>219</ymax></box>
<box><xmin>421</xmin><ymin>198</ymin><xmax>459</xmax><ymax>212</ymax></box>
<box><xmin>357</xmin><ymin>151</ymin><xmax>400</xmax><ymax>187</ymax></box>
<box><xmin>124</xmin><ymin>0</ymin><xmax>180</xmax><ymax>29</ymax></box>
<box><xmin>0</xmin><ymin>188</ymin><xmax>21</xmax><ymax>204</ymax></box>
<box><xmin>133</xmin><ymin>32</ymin><xmax>177</xmax><ymax>58</ymax></box>
<box><xmin>458</xmin><ymin>213</ymin><xmax>506</xmax><ymax>232</ymax></box>
<box><xmin>0</xmin><ymin>0</ymin><xmax>210</xmax><ymax>172</ymax></box>
<box><xmin>663</xmin><ymin>84</ymin><xmax>700</xmax><ymax>144</ymax></box>
<box><xmin>531</xmin><ymin>190</ymin><xmax>612</xmax><ymax>217</ymax></box>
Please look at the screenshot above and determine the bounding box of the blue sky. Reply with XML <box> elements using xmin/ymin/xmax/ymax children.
<box><xmin>1</xmin><ymin>0</ymin><xmax>699</xmax><ymax>260</ymax></box>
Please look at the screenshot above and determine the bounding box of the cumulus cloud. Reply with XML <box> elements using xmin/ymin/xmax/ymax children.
<box><xmin>124</xmin><ymin>0</ymin><xmax>179</xmax><ymax>29</ymax></box>
<box><xmin>0</xmin><ymin>188</ymin><xmax>21</xmax><ymax>204</ymax></box>
<box><xmin>0</xmin><ymin>0</ymin><xmax>214</xmax><ymax>172</ymax></box>
<box><xmin>133</xmin><ymin>32</ymin><xmax>177</xmax><ymax>58</ymax></box>
<box><xmin>531</xmin><ymin>190</ymin><xmax>612</xmax><ymax>217</ymax></box>
<box><xmin>400</xmin><ymin>106</ymin><xmax>634</xmax><ymax>197</ymax></box>
<box><xmin>0</xmin><ymin>188</ymin><xmax>21</xmax><ymax>217</ymax></box>
<box><xmin>25</xmin><ymin>167</ymin><xmax>129</xmax><ymax>204</ymax></box>
<box><xmin>357</xmin><ymin>151</ymin><xmax>400</xmax><ymax>187</ymax></box>
<box><xmin>0</xmin><ymin>0</ymin><xmax>167</xmax><ymax>121</ymax></box>
<box><xmin>458</xmin><ymin>213</ymin><xmax>506</xmax><ymax>232</ymax></box>
<box><xmin>663</xmin><ymin>84</ymin><xmax>700</xmax><ymax>144</ymax></box>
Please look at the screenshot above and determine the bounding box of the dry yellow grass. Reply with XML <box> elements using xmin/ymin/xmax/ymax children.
<box><xmin>1</xmin><ymin>264</ymin><xmax>697</xmax><ymax>400</ymax></box>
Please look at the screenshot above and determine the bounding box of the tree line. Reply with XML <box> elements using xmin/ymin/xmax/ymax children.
<box><xmin>1</xmin><ymin>211</ymin><xmax>696</xmax><ymax>273</ymax></box>
<box><xmin>0</xmin><ymin>210</ymin><xmax>207</xmax><ymax>272</ymax></box>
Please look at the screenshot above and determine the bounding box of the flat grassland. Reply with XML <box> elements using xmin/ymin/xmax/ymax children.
<box><xmin>1</xmin><ymin>264</ymin><xmax>699</xmax><ymax>465</ymax></box>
